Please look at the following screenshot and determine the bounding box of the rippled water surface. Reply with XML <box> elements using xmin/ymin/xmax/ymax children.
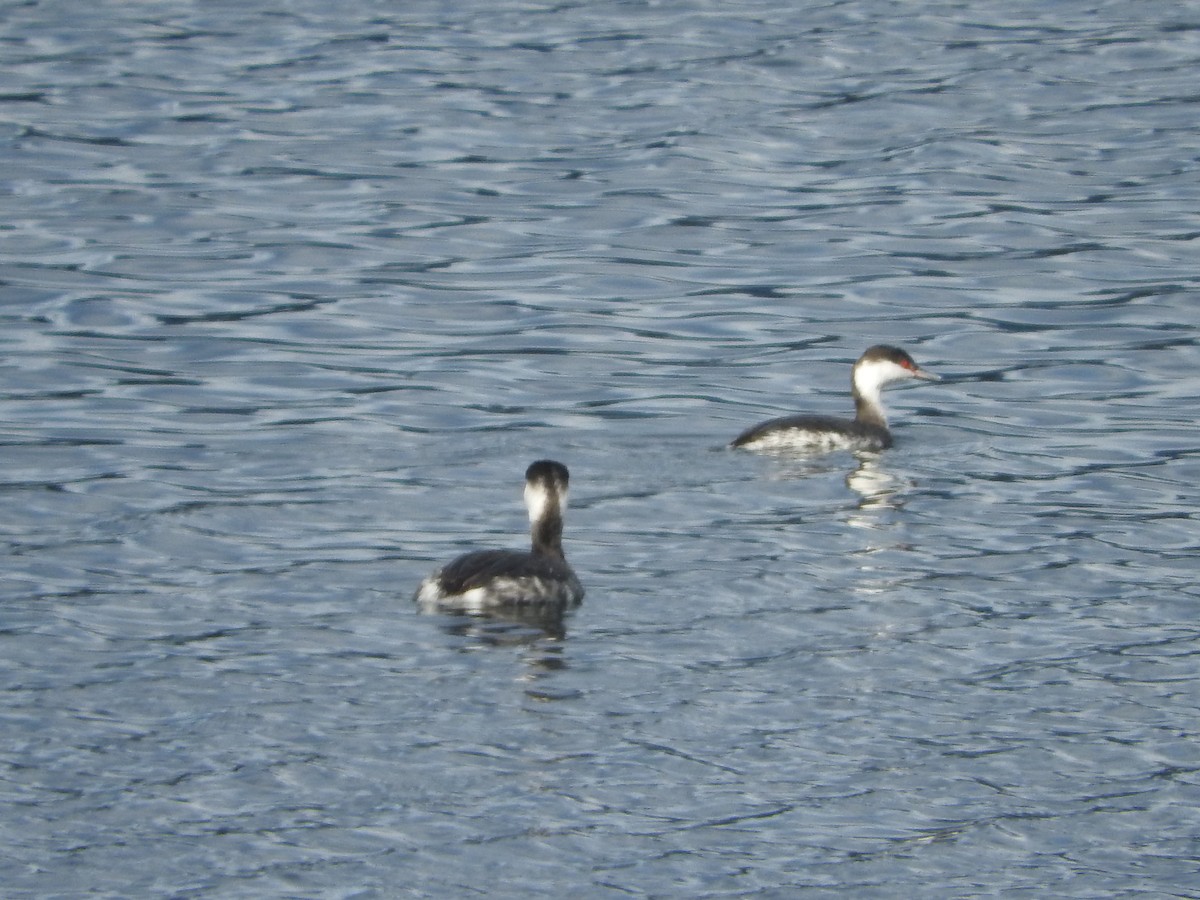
<box><xmin>3</xmin><ymin>0</ymin><xmax>1199</xmax><ymax>896</ymax></box>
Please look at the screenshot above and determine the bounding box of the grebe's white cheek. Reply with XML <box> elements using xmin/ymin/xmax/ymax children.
<box><xmin>524</xmin><ymin>482</ymin><xmax>552</xmax><ymax>522</ymax></box>
<box><xmin>854</xmin><ymin>359</ymin><xmax>886</xmax><ymax>399</ymax></box>
<box><xmin>857</xmin><ymin>358</ymin><xmax>910</xmax><ymax>394</ymax></box>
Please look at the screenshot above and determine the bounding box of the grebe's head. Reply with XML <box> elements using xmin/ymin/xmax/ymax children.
<box><xmin>523</xmin><ymin>459</ymin><xmax>570</xmax><ymax>523</ymax></box>
<box><xmin>853</xmin><ymin>345</ymin><xmax>939</xmax><ymax>398</ymax></box>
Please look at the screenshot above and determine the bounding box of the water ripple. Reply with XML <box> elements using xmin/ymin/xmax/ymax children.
<box><xmin>3</xmin><ymin>0</ymin><xmax>1200</xmax><ymax>896</ymax></box>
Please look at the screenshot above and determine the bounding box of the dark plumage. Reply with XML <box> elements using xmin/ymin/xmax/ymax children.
<box><xmin>414</xmin><ymin>460</ymin><xmax>584</xmax><ymax>611</ymax></box>
<box><xmin>732</xmin><ymin>345</ymin><xmax>939</xmax><ymax>454</ymax></box>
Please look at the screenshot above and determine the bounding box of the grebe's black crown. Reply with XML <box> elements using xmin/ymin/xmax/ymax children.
<box><xmin>856</xmin><ymin>345</ymin><xmax>938</xmax><ymax>381</ymax></box>
<box><xmin>860</xmin><ymin>344</ymin><xmax>916</xmax><ymax>366</ymax></box>
<box><xmin>526</xmin><ymin>459</ymin><xmax>569</xmax><ymax>488</ymax></box>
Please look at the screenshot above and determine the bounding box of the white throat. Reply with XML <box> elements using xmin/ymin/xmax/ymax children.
<box><xmin>853</xmin><ymin>357</ymin><xmax>913</xmax><ymax>422</ymax></box>
<box><xmin>525</xmin><ymin>482</ymin><xmax>565</xmax><ymax>523</ymax></box>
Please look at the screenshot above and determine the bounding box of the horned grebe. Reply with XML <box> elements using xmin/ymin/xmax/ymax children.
<box><xmin>731</xmin><ymin>345</ymin><xmax>939</xmax><ymax>454</ymax></box>
<box><xmin>414</xmin><ymin>460</ymin><xmax>584</xmax><ymax>612</ymax></box>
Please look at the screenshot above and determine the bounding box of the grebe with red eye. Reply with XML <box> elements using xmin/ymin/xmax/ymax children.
<box><xmin>731</xmin><ymin>345</ymin><xmax>940</xmax><ymax>454</ymax></box>
<box><xmin>415</xmin><ymin>460</ymin><xmax>584</xmax><ymax>612</ymax></box>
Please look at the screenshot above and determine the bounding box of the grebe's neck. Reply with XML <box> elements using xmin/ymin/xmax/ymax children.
<box><xmin>525</xmin><ymin>480</ymin><xmax>567</xmax><ymax>559</ymax></box>
<box><xmin>851</xmin><ymin>362</ymin><xmax>890</xmax><ymax>429</ymax></box>
<box><xmin>531</xmin><ymin>512</ymin><xmax>565</xmax><ymax>559</ymax></box>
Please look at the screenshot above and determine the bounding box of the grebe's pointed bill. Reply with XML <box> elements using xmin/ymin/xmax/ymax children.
<box><xmin>911</xmin><ymin>364</ymin><xmax>940</xmax><ymax>381</ymax></box>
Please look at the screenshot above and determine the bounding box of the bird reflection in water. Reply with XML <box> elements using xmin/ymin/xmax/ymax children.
<box><xmin>845</xmin><ymin>455</ymin><xmax>908</xmax><ymax>516</ymax></box>
<box><xmin>426</xmin><ymin>602</ymin><xmax>579</xmax><ymax>686</ymax></box>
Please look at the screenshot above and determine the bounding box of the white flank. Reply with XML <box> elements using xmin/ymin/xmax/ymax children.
<box><xmin>414</xmin><ymin>575</ymin><xmax>447</xmax><ymax>607</ymax></box>
<box><xmin>742</xmin><ymin>429</ymin><xmax>870</xmax><ymax>454</ymax></box>
<box><xmin>416</xmin><ymin>575</ymin><xmax>580</xmax><ymax>612</ymax></box>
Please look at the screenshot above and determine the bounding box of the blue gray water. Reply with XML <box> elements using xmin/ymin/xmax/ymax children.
<box><xmin>3</xmin><ymin>0</ymin><xmax>1199</xmax><ymax>896</ymax></box>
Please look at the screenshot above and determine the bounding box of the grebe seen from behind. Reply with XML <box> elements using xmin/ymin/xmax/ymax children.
<box><xmin>415</xmin><ymin>460</ymin><xmax>584</xmax><ymax>612</ymax></box>
<box><xmin>732</xmin><ymin>345</ymin><xmax>939</xmax><ymax>454</ymax></box>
